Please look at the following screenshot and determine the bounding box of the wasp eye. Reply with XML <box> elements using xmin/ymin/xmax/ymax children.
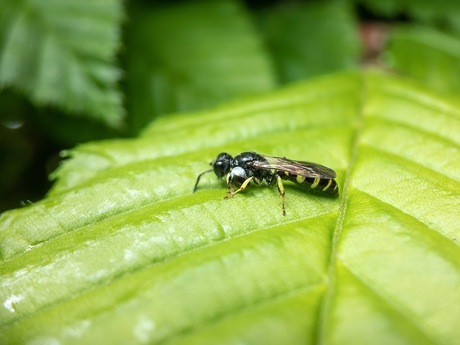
<box><xmin>212</xmin><ymin>152</ymin><xmax>232</xmax><ymax>178</ymax></box>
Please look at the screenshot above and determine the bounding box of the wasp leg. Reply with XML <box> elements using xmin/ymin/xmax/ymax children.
<box><xmin>276</xmin><ymin>175</ymin><xmax>286</xmax><ymax>216</ymax></box>
<box><xmin>225</xmin><ymin>176</ymin><xmax>254</xmax><ymax>199</ymax></box>
<box><xmin>225</xmin><ymin>173</ymin><xmax>234</xmax><ymax>195</ymax></box>
<box><xmin>193</xmin><ymin>169</ymin><xmax>213</xmax><ymax>193</ymax></box>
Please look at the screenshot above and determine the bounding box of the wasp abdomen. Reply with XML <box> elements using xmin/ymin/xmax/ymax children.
<box><xmin>281</xmin><ymin>173</ymin><xmax>338</xmax><ymax>196</ymax></box>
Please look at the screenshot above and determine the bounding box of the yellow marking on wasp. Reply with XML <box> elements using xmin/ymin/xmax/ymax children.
<box><xmin>276</xmin><ymin>175</ymin><xmax>286</xmax><ymax>216</ymax></box>
<box><xmin>296</xmin><ymin>175</ymin><xmax>306</xmax><ymax>184</ymax></box>
<box><xmin>226</xmin><ymin>176</ymin><xmax>253</xmax><ymax>198</ymax></box>
<box><xmin>311</xmin><ymin>177</ymin><xmax>320</xmax><ymax>188</ymax></box>
<box><xmin>284</xmin><ymin>171</ymin><xmax>289</xmax><ymax>176</ymax></box>
<box><xmin>322</xmin><ymin>179</ymin><xmax>332</xmax><ymax>191</ymax></box>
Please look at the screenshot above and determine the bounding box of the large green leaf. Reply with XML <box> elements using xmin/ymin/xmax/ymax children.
<box><xmin>1</xmin><ymin>72</ymin><xmax>459</xmax><ymax>344</ymax></box>
<box><xmin>0</xmin><ymin>0</ymin><xmax>124</xmax><ymax>126</ymax></box>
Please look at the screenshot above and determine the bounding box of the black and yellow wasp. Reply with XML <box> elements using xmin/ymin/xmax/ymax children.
<box><xmin>193</xmin><ymin>152</ymin><xmax>338</xmax><ymax>215</ymax></box>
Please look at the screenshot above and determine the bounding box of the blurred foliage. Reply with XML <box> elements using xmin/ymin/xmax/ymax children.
<box><xmin>354</xmin><ymin>0</ymin><xmax>460</xmax><ymax>33</ymax></box>
<box><xmin>386</xmin><ymin>26</ymin><xmax>460</xmax><ymax>96</ymax></box>
<box><xmin>257</xmin><ymin>1</ymin><xmax>360</xmax><ymax>83</ymax></box>
<box><xmin>0</xmin><ymin>0</ymin><xmax>124</xmax><ymax>127</ymax></box>
<box><xmin>125</xmin><ymin>0</ymin><xmax>276</xmax><ymax>133</ymax></box>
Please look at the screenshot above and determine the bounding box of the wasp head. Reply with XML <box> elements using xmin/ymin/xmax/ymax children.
<box><xmin>193</xmin><ymin>152</ymin><xmax>234</xmax><ymax>193</ymax></box>
<box><xmin>212</xmin><ymin>152</ymin><xmax>233</xmax><ymax>178</ymax></box>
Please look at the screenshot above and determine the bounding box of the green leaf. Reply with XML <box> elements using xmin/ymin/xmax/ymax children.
<box><xmin>0</xmin><ymin>0</ymin><xmax>124</xmax><ymax>127</ymax></box>
<box><xmin>1</xmin><ymin>72</ymin><xmax>459</xmax><ymax>344</ymax></box>
<box><xmin>257</xmin><ymin>1</ymin><xmax>361</xmax><ymax>83</ymax></box>
<box><xmin>386</xmin><ymin>26</ymin><xmax>460</xmax><ymax>96</ymax></box>
<box><xmin>125</xmin><ymin>0</ymin><xmax>276</xmax><ymax>133</ymax></box>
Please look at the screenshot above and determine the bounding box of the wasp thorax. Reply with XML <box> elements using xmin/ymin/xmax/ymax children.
<box><xmin>228</xmin><ymin>166</ymin><xmax>248</xmax><ymax>187</ymax></box>
<box><xmin>212</xmin><ymin>152</ymin><xmax>233</xmax><ymax>178</ymax></box>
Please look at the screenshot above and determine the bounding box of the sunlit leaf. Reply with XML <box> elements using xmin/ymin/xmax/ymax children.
<box><xmin>0</xmin><ymin>72</ymin><xmax>459</xmax><ymax>344</ymax></box>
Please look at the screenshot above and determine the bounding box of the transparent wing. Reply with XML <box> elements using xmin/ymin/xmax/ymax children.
<box><xmin>251</xmin><ymin>155</ymin><xmax>337</xmax><ymax>179</ymax></box>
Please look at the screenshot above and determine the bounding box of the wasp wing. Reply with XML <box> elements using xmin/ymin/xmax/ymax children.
<box><xmin>251</xmin><ymin>155</ymin><xmax>337</xmax><ymax>179</ymax></box>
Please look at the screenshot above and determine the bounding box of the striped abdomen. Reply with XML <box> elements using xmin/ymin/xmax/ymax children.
<box><xmin>281</xmin><ymin>172</ymin><xmax>338</xmax><ymax>196</ymax></box>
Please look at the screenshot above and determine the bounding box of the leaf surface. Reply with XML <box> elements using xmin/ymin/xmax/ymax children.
<box><xmin>0</xmin><ymin>72</ymin><xmax>459</xmax><ymax>344</ymax></box>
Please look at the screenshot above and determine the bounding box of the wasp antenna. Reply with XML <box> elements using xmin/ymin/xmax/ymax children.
<box><xmin>193</xmin><ymin>169</ymin><xmax>214</xmax><ymax>193</ymax></box>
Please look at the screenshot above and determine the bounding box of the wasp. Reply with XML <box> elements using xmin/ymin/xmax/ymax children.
<box><xmin>193</xmin><ymin>152</ymin><xmax>338</xmax><ymax>215</ymax></box>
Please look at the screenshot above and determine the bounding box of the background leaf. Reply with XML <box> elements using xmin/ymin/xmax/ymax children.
<box><xmin>1</xmin><ymin>71</ymin><xmax>459</xmax><ymax>344</ymax></box>
<box><xmin>125</xmin><ymin>0</ymin><xmax>276</xmax><ymax>133</ymax></box>
<box><xmin>0</xmin><ymin>0</ymin><xmax>124</xmax><ymax>126</ymax></box>
<box><xmin>386</xmin><ymin>25</ymin><xmax>460</xmax><ymax>96</ymax></box>
<box><xmin>257</xmin><ymin>1</ymin><xmax>361</xmax><ymax>83</ymax></box>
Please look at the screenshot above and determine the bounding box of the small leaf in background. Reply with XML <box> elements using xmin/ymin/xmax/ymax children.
<box><xmin>125</xmin><ymin>0</ymin><xmax>276</xmax><ymax>133</ymax></box>
<box><xmin>0</xmin><ymin>0</ymin><xmax>125</xmax><ymax>127</ymax></box>
<box><xmin>386</xmin><ymin>26</ymin><xmax>460</xmax><ymax>96</ymax></box>
<box><xmin>1</xmin><ymin>72</ymin><xmax>459</xmax><ymax>344</ymax></box>
<box><xmin>257</xmin><ymin>1</ymin><xmax>361</xmax><ymax>83</ymax></box>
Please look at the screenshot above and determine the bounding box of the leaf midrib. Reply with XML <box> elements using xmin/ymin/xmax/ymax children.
<box><xmin>315</xmin><ymin>74</ymin><xmax>366</xmax><ymax>343</ymax></box>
